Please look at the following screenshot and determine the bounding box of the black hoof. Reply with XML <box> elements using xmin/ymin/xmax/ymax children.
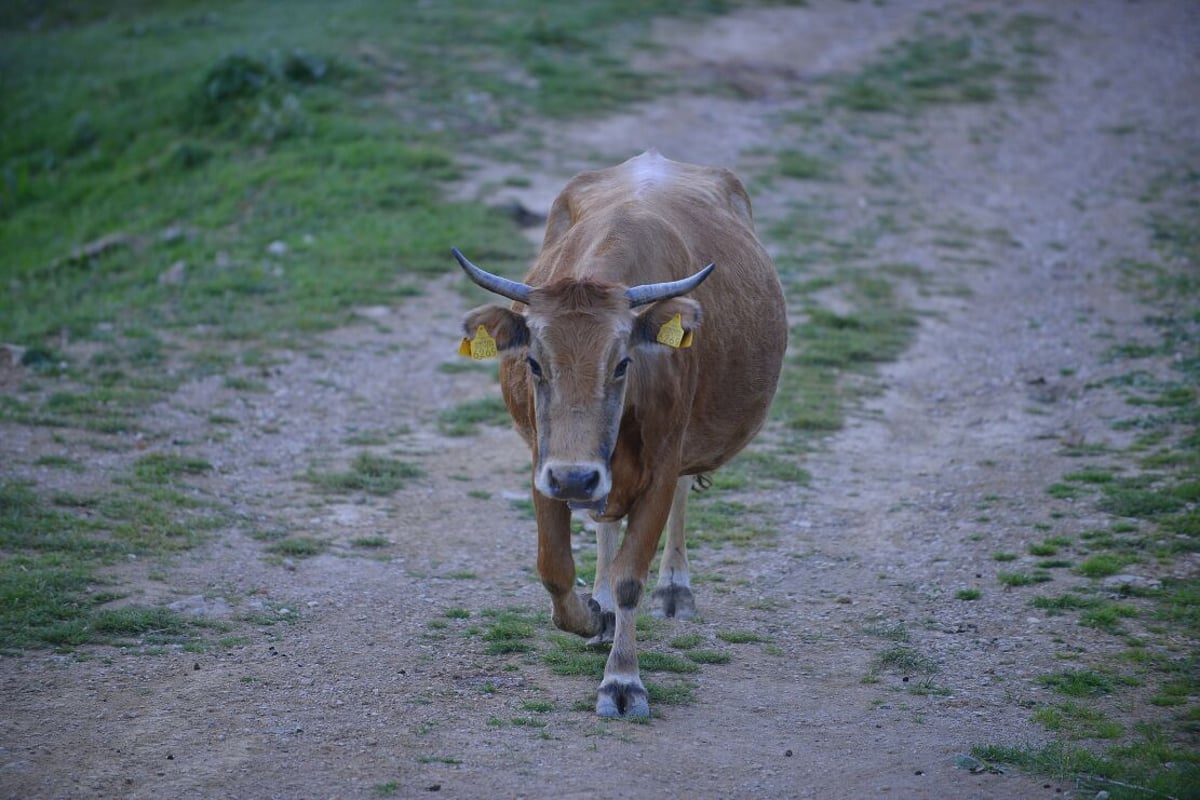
<box><xmin>581</xmin><ymin>595</ymin><xmax>615</xmax><ymax>643</ymax></box>
<box><xmin>596</xmin><ymin>681</ymin><xmax>650</xmax><ymax>718</ymax></box>
<box><xmin>651</xmin><ymin>584</ymin><xmax>696</xmax><ymax>619</ymax></box>
<box><xmin>586</xmin><ymin>609</ymin><xmax>616</xmax><ymax>647</ymax></box>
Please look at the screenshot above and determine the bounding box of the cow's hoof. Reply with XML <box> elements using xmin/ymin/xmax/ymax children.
<box><xmin>596</xmin><ymin>679</ymin><xmax>650</xmax><ymax>718</ymax></box>
<box><xmin>585</xmin><ymin>609</ymin><xmax>616</xmax><ymax>647</ymax></box>
<box><xmin>651</xmin><ymin>584</ymin><xmax>696</xmax><ymax>620</ymax></box>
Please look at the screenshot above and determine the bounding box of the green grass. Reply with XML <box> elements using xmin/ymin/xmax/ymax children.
<box><xmin>480</xmin><ymin>608</ymin><xmax>542</xmax><ymax>656</ymax></box>
<box><xmin>777</xmin><ymin>149</ymin><xmax>835</xmax><ymax>181</ymax></box>
<box><xmin>998</xmin><ymin>571</ymin><xmax>1052</xmax><ymax>588</ymax></box>
<box><xmin>669</xmin><ymin>633</ymin><xmax>704</xmax><ymax>650</ymax></box>
<box><xmin>1031</xmin><ymin>593</ymin><xmax>1102</xmax><ymax>615</ymax></box>
<box><xmin>973</xmin><ymin>736</ymin><xmax>1199</xmax><ymax>800</ymax></box>
<box><xmin>1033</xmin><ymin>703</ymin><xmax>1124</xmax><ymax>740</ymax></box>
<box><xmin>772</xmin><ymin>269</ymin><xmax>919</xmax><ymax>437</ymax></box>
<box><xmin>543</xmin><ymin>637</ymin><xmax>607</xmax><ymax>678</ymax></box>
<box><xmin>873</xmin><ymin>646</ymin><xmax>938</xmax><ymax>676</ymax></box>
<box><xmin>1038</xmin><ymin>669</ymin><xmax>1115</xmax><ymax>698</ymax></box>
<box><xmin>1078</xmin><ymin>603</ymin><xmax>1137</xmax><ymax>635</ymax></box>
<box><xmin>3</xmin><ymin>1</ymin><xmax>741</xmax><ymax>354</ymax></box>
<box><xmin>827</xmin><ymin>14</ymin><xmax>1050</xmax><ymax>114</ymax></box>
<box><xmin>1</xmin><ymin>464</ymin><xmax>223</xmax><ymax>651</ymax></box>
<box><xmin>437</xmin><ymin>397</ymin><xmax>512</xmax><ymax>436</ymax></box>
<box><xmin>716</xmin><ymin>630</ymin><xmax>773</xmax><ymax>645</ymax></box>
<box><xmin>305</xmin><ymin>452</ymin><xmax>423</xmax><ymax>495</ymax></box>
<box><xmin>1076</xmin><ymin>555</ymin><xmax>1126</xmax><ymax>578</ymax></box>
<box><xmin>686</xmin><ymin>649</ymin><xmax>732</xmax><ymax>665</ymax></box>
<box><xmin>955</xmin><ymin>588</ymin><xmax>982</xmax><ymax>601</ymax></box>
<box><xmin>267</xmin><ymin>536</ymin><xmax>329</xmax><ymax>558</ymax></box>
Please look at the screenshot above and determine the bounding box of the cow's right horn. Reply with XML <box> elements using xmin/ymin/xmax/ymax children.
<box><xmin>452</xmin><ymin>247</ymin><xmax>532</xmax><ymax>304</ymax></box>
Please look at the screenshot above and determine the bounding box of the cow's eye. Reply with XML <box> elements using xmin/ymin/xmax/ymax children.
<box><xmin>613</xmin><ymin>357</ymin><xmax>631</xmax><ymax>380</ymax></box>
<box><xmin>526</xmin><ymin>356</ymin><xmax>543</xmax><ymax>378</ymax></box>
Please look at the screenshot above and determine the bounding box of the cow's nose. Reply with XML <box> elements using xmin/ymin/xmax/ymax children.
<box><xmin>547</xmin><ymin>466</ymin><xmax>601</xmax><ymax>500</ymax></box>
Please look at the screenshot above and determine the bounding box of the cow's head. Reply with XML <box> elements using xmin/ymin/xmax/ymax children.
<box><xmin>453</xmin><ymin>248</ymin><xmax>711</xmax><ymax>509</ymax></box>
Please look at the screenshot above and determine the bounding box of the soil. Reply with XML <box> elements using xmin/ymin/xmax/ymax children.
<box><xmin>3</xmin><ymin>2</ymin><xmax>1198</xmax><ymax>799</ymax></box>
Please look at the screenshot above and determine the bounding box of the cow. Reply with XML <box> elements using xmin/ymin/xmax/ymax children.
<box><xmin>453</xmin><ymin>150</ymin><xmax>786</xmax><ymax>717</ymax></box>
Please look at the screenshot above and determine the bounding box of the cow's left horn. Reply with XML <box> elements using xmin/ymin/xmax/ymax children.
<box><xmin>625</xmin><ymin>263</ymin><xmax>715</xmax><ymax>308</ymax></box>
<box><xmin>452</xmin><ymin>247</ymin><xmax>533</xmax><ymax>304</ymax></box>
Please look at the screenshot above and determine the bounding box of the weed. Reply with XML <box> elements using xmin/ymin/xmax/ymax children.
<box><xmin>1046</xmin><ymin>483</ymin><xmax>1085</xmax><ymax>499</ymax></box>
<box><xmin>1078</xmin><ymin>603</ymin><xmax>1138</xmax><ymax>635</ymax></box>
<box><xmin>717</xmin><ymin>630</ymin><xmax>773</xmax><ymax>645</ymax></box>
<box><xmin>874</xmin><ymin>646</ymin><xmax>938</xmax><ymax>675</ymax></box>
<box><xmin>267</xmin><ymin>537</ymin><xmax>328</xmax><ymax>558</ymax></box>
<box><xmin>998</xmin><ymin>571</ymin><xmax>1052</xmax><ymax>587</ymax></box>
<box><xmin>90</xmin><ymin>606</ymin><xmax>191</xmax><ymax>641</ymax></box>
<box><xmin>437</xmin><ymin>397</ymin><xmax>511</xmax><ymax>436</ymax></box>
<box><xmin>668</xmin><ymin>633</ymin><xmax>704</xmax><ymax>650</ymax></box>
<box><xmin>955</xmin><ymin>589</ymin><xmax>983</xmax><ymax>601</ymax></box>
<box><xmin>305</xmin><ymin>452</ymin><xmax>423</xmax><ymax>495</ymax></box>
<box><xmin>543</xmin><ymin>640</ymin><xmax>607</xmax><ymax>678</ymax></box>
<box><xmin>1038</xmin><ymin>669</ymin><xmax>1114</xmax><ymax>697</ymax></box>
<box><xmin>1076</xmin><ymin>555</ymin><xmax>1127</xmax><ymax>578</ymax></box>
<box><xmin>1031</xmin><ymin>594</ymin><xmax>1101</xmax><ymax>615</ymax></box>
<box><xmin>778</xmin><ymin>150</ymin><xmax>835</xmax><ymax>181</ymax></box>
<box><xmin>350</xmin><ymin>536</ymin><xmax>390</xmax><ymax>549</ymax></box>
<box><xmin>638</xmin><ymin>651</ymin><xmax>700</xmax><ymax>674</ymax></box>
<box><xmin>645</xmin><ymin>680</ymin><xmax>697</xmax><ymax>706</ymax></box>
<box><xmin>828</xmin><ymin>24</ymin><xmax>1035</xmax><ymax>114</ymax></box>
<box><xmin>1063</xmin><ymin>468</ymin><xmax>1116</xmax><ymax>484</ymax></box>
<box><xmin>686</xmin><ymin>649</ymin><xmax>732</xmax><ymax>665</ymax></box>
<box><xmin>863</xmin><ymin>621</ymin><xmax>910</xmax><ymax>641</ymax></box>
<box><xmin>33</xmin><ymin>455</ymin><xmax>84</xmax><ymax>471</ymax></box>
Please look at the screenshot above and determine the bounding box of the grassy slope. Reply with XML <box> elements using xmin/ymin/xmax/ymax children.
<box><xmin>1</xmin><ymin>4</ymin><xmax>1196</xmax><ymax>793</ymax></box>
<box><xmin>0</xmin><ymin>0</ymin><xmax>737</xmax><ymax>652</ymax></box>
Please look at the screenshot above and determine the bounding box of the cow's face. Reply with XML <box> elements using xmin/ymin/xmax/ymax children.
<box><xmin>453</xmin><ymin>250</ymin><xmax>709</xmax><ymax>510</ymax></box>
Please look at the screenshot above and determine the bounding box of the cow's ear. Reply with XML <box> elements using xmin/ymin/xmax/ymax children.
<box><xmin>632</xmin><ymin>297</ymin><xmax>702</xmax><ymax>350</ymax></box>
<box><xmin>462</xmin><ymin>305</ymin><xmax>529</xmax><ymax>354</ymax></box>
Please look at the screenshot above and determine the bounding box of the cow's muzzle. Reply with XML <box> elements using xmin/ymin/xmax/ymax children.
<box><xmin>537</xmin><ymin>462</ymin><xmax>612</xmax><ymax>504</ymax></box>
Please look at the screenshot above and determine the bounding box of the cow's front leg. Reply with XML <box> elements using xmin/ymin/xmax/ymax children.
<box><xmin>596</xmin><ymin>481</ymin><xmax>675</xmax><ymax>718</ymax></box>
<box><xmin>586</xmin><ymin>520</ymin><xmax>619</xmax><ymax>646</ymax></box>
<box><xmin>533</xmin><ymin>489</ymin><xmax>603</xmax><ymax>637</ymax></box>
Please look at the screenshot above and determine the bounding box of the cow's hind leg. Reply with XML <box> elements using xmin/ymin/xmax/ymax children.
<box><xmin>651</xmin><ymin>476</ymin><xmax>695</xmax><ymax>619</ymax></box>
<box><xmin>586</xmin><ymin>520</ymin><xmax>619</xmax><ymax>646</ymax></box>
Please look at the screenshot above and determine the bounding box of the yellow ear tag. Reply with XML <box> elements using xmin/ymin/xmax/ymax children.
<box><xmin>466</xmin><ymin>325</ymin><xmax>497</xmax><ymax>360</ymax></box>
<box><xmin>656</xmin><ymin>313</ymin><xmax>686</xmax><ymax>349</ymax></box>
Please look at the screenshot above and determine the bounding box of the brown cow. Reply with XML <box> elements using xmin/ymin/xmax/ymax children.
<box><xmin>454</xmin><ymin>150</ymin><xmax>786</xmax><ymax>717</ymax></box>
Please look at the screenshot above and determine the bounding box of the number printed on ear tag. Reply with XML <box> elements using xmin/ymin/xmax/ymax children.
<box><xmin>657</xmin><ymin>313</ymin><xmax>685</xmax><ymax>348</ymax></box>
<box><xmin>468</xmin><ymin>325</ymin><xmax>497</xmax><ymax>359</ymax></box>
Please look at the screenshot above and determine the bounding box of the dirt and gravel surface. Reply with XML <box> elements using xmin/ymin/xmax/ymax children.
<box><xmin>3</xmin><ymin>2</ymin><xmax>1198</xmax><ymax>798</ymax></box>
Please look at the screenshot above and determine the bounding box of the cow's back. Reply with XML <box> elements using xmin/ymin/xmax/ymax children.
<box><xmin>534</xmin><ymin>151</ymin><xmax>787</xmax><ymax>475</ymax></box>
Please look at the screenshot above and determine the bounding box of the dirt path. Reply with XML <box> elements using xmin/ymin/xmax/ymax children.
<box><xmin>3</xmin><ymin>2</ymin><xmax>1198</xmax><ymax>798</ymax></box>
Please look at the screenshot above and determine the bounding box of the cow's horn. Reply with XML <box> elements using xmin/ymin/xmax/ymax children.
<box><xmin>625</xmin><ymin>263</ymin><xmax>715</xmax><ymax>308</ymax></box>
<box><xmin>452</xmin><ymin>247</ymin><xmax>532</xmax><ymax>304</ymax></box>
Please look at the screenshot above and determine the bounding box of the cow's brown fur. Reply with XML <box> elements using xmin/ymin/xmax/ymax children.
<box><xmin>460</xmin><ymin>151</ymin><xmax>786</xmax><ymax>716</ymax></box>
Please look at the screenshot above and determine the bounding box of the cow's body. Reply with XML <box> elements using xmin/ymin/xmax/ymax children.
<box><xmin>457</xmin><ymin>151</ymin><xmax>786</xmax><ymax>716</ymax></box>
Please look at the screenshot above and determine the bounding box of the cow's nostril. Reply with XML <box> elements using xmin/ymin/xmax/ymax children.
<box><xmin>545</xmin><ymin>465</ymin><xmax>603</xmax><ymax>500</ymax></box>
